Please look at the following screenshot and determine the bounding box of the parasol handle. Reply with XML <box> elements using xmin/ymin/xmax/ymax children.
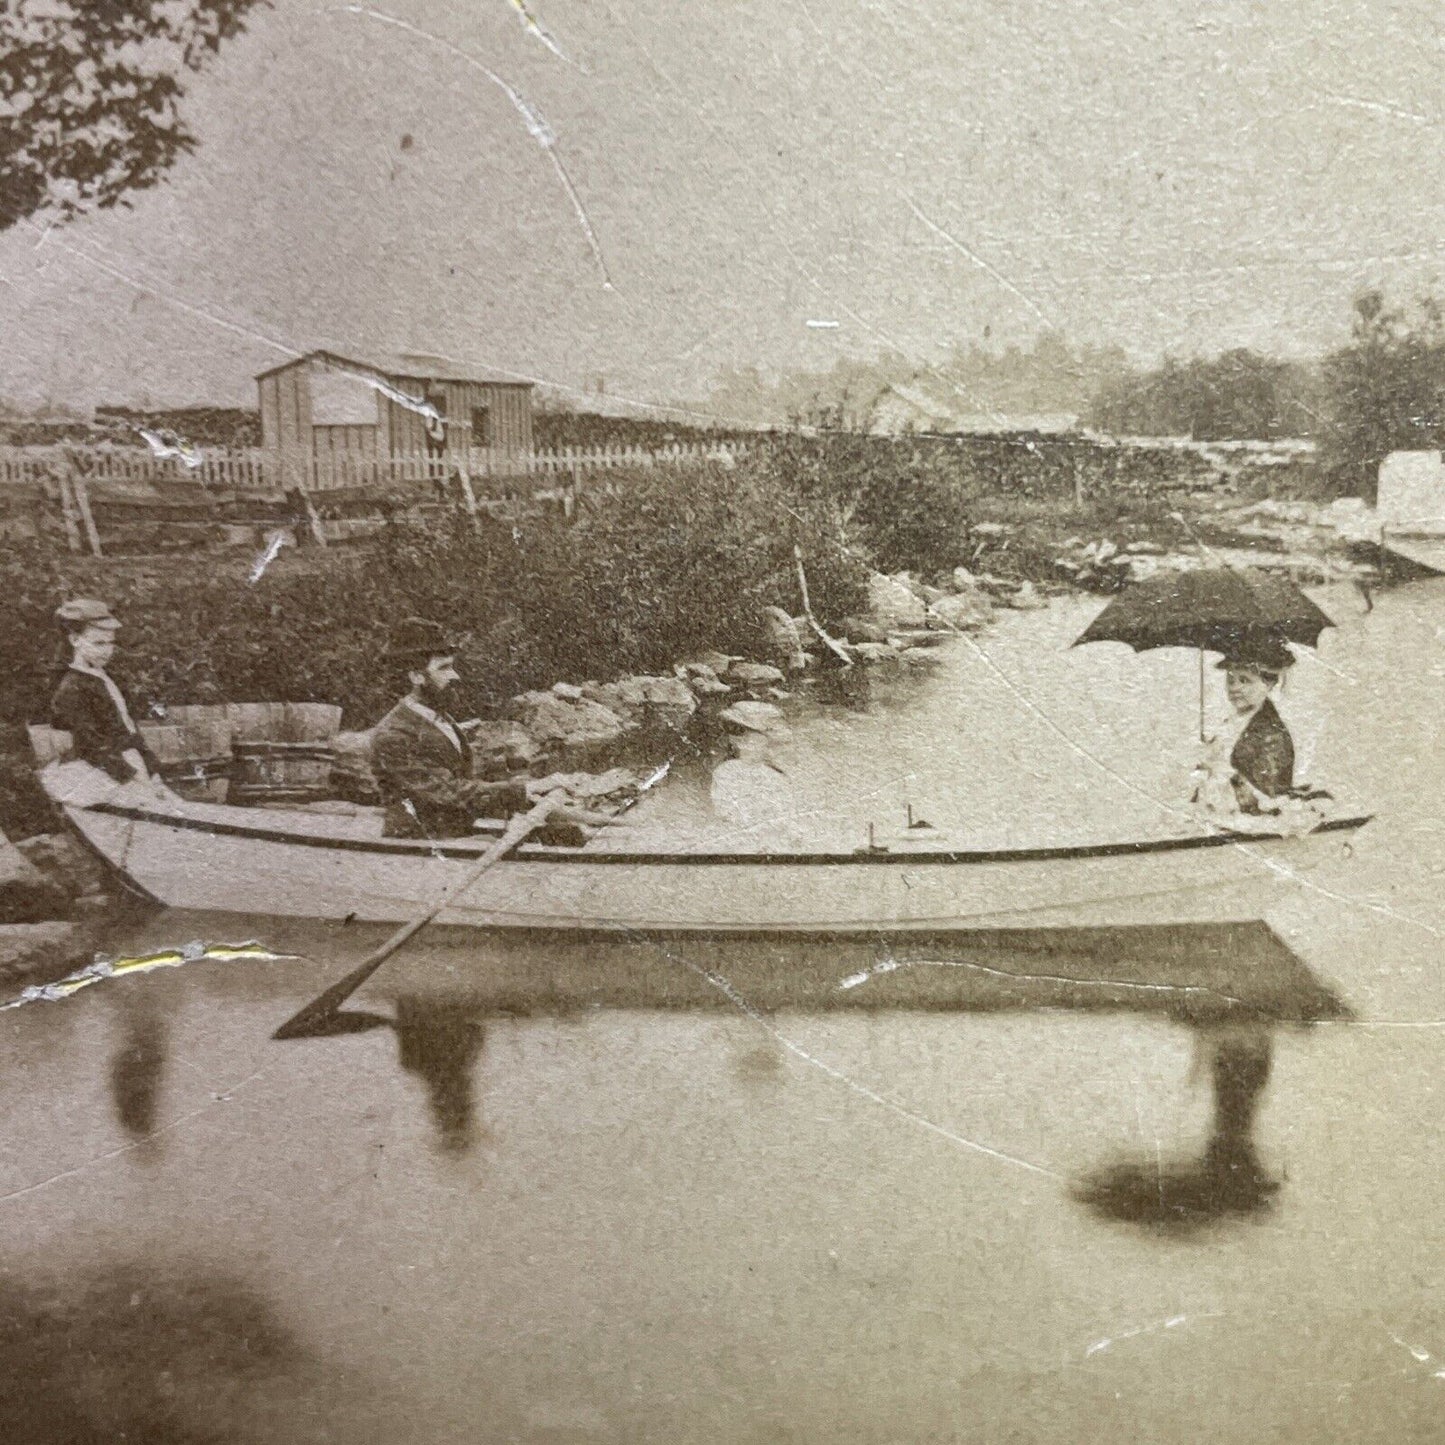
<box><xmin>1199</xmin><ymin>649</ymin><xmax>1206</xmax><ymax>743</ymax></box>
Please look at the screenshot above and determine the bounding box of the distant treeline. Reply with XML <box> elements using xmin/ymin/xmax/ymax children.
<box><xmin>705</xmin><ymin>332</ymin><xmax>1132</xmax><ymax>433</ymax></box>
<box><xmin>697</xmin><ymin>291</ymin><xmax>1445</xmax><ymax>497</ymax></box>
<box><xmin>1087</xmin><ymin>291</ymin><xmax>1445</xmax><ymax>495</ymax></box>
<box><xmin>1086</xmin><ymin>352</ymin><xmax>1323</xmax><ymax>441</ymax></box>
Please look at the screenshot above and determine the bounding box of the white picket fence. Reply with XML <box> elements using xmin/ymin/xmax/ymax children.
<box><xmin>0</xmin><ymin>444</ymin><xmax>268</xmax><ymax>490</ymax></box>
<box><xmin>0</xmin><ymin>440</ymin><xmax>752</xmax><ymax>495</ymax></box>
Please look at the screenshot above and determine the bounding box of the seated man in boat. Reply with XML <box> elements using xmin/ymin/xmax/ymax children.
<box><xmin>371</xmin><ymin>618</ymin><xmax>588</xmax><ymax>845</ymax></box>
<box><xmin>48</xmin><ymin>597</ymin><xmax>162</xmax><ymax>786</ymax></box>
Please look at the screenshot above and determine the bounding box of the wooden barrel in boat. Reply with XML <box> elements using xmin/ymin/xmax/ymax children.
<box><xmin>228</xmin><ymin>702</ymin><xmax>342</xmax><ymax>804</ymax></box>
<box><xmin>279</xmin><ymin>702</ymin><xmax>343</xmax><ymax>743</ymax></box>
<box><xmin>230</xmin><ymin>741</ymin><xmax>337</xmax><ymax>804</ymax></box>
<box><xmin>140</xmin><ymin>711</ymin><xmax>234</xmax><ymax>802</ymax></box>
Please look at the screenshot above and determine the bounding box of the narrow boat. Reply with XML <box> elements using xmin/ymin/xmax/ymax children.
<box><xmin>43</xmin><ymin>763</ymin><xmax>1371</xmax><ymax>934</ymax></box>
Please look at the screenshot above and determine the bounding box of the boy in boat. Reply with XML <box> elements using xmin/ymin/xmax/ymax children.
<box><xmin>371</xmin><ymin>618</ymin><xmax>590</xmax><ymax>845</ymax></box>
<box><xmin>48</xmin><ymin>597</ymin><xmax>162</xmax><ymax>786</ymax></box>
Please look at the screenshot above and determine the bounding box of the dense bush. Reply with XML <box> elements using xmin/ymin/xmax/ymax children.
<box><xmin>0</xmin><ymin>463</ymin><xmax>867</xmax><ymax>733</ymax></box>
<box><xmin>1319</xmin><ymin>291</ymin><xmax>1445</xmax><ymax>500</ymax></box>
<box><xmin>741</xmin><ymin>431</ymin><xmax>1214</xmax><ymax>579</ymax></box>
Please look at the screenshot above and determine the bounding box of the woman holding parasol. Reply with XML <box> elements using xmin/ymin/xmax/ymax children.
<box><xmin>1074</xmin><ymin>567</ymin><xmax>1334</xmax><ymax>822</ymax></box>
<box><xmin>1195</xmin><ymin>640</ymin><xmax>1298</xmax><ymax>816</ymax></box>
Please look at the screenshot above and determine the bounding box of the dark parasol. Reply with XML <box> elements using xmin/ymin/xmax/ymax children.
<box><xmin>1073</xmin><ymin>566</ymin><xmax>1334</xmax><ymax>659</ymax></box>
<box><xmin>1073</xmin><ymin>566</ymin><xmax>1335</xmax><ymax>737</ymax></box>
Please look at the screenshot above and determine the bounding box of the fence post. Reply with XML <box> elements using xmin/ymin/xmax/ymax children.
<box><xmin>73</xmin><ymin>476</ymin><xmax>103</xmax><ymax>556</ymax></box>
<box><xmin>566</xmin><ymin>458</ymin><xmax>583</xmax><ymax>520</ymax></box>
<box><xmin>54</xmin><ymin>466</ymin><xmax>83</xmax><ymax>553</ymax></box>
<box><xmin>457</xmin><ymin>464</ymin><xmax>481</xmax><ymax>530</ymax></box>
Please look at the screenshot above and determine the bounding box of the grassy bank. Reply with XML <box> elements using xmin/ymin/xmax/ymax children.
<box><xmin>0</xmin><ymin>444</ymin><xmax>1362</xmax><ymax>841</ymax></box>
<box><xmin>0</xmin><ymin>462</ymin><xmax>867</xmax><ymax>835</ymax></box>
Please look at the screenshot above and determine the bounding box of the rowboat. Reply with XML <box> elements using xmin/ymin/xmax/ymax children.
<box><xmin>43</xmin><ymin>762</ymin><xmax>1371</xmax><ymax>934</ymax></box>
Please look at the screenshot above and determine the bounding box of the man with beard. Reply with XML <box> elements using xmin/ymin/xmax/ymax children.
<box><xmin>371</xmin><ymin>618</ymin><xmax>586</xmax><ymax>844</ymax></box>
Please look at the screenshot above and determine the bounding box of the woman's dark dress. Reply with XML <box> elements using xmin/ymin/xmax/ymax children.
<box><xmin>1229</xmin><ymin>698</ymin><xmax>1294</xmax><ymax>811</ymax></box>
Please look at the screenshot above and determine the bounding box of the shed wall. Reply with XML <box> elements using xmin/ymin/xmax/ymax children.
<box><xmin>258</xmin><ymin>358</ymin><xmax>533</xmax><ymax>489</ymax></box>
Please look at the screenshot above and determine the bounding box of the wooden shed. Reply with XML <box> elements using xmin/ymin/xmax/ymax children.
<box><xmin>256</xmin><ymin>350</ymin><xmax>534</xmax><ymax>490</ymax></box>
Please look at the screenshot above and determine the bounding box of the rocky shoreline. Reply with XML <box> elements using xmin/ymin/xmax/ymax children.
<box><xmin>0</xmin><ymin>825</ymin><xmax>124</xmax><ymax>996</ymax></box>
<box><xmin>0</xmin><ymin>502</ymin><xmax>1378</xmax><ymax>996</ymax></box>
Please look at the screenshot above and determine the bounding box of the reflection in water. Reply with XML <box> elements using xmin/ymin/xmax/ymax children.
<box><xmin>394</xmin><ymin>995</ymin><xmax>487</xmax><ymax>1153</ymax></box>
<box><xmin>1073</xmin><ymin>1021</ymin><xmax>1282</xmax><ymax>1233</ymax></box>
<box><xmin>109</xmin><ymin>999</ymin><xmax>169</xmax><ymax>1140</ymax></box>
<box><xmin>0</xmin><ymin>1261</ymin><xmax>306</xmax><ymax>1443</ymax></box>
<box><xmin>260</xmin><ymin>920</ymin><xmax>1344</xmax><ymax>1208</ymax></box>
<box><xmin>731</xmin><ymin>1035</ymin><xmax>787</xmax><ymax>1084</ymax></box>
<box><xmin>276</xmin><ymin>995</ymin><xmax>487</xmax><ymax>1154</ymax></box>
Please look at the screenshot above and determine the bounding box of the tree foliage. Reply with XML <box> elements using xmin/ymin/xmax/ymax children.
<box><xmin>1087</xmin><ymin>349</ymin><xmax>1322</xmax><ymax>441</ymax></box>
<box><xmin>0</xmin><ymin>461</ymin><xmax>867</xmax><ymax>731</ymax></box>
<box><xmin>1319</xmin><ymin>290</ymin><xmax>1445</xmax><ymax>495</ymax></box>
<box><xmin>0</xmin><ymin>0</ymin><xmax>267</xmax><ymax>232</ymax></box>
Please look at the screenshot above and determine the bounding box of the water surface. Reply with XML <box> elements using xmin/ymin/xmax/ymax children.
<box><xmin>7</xmin><ymin>579</ymin><xmax>1445</xmax><ymax>1442</ymax></box>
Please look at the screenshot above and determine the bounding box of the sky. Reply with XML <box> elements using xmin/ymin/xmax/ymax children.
<box><xmin>2</xmin><ymin>0</ymin><xmax>1444</xmax><ymax>422</ymax></box>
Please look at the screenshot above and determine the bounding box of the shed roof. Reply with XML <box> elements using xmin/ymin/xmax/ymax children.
<box><xmin>255</xmin><ymin>349</ymin><xmax>533</xmax><ymax>388</ymax></box>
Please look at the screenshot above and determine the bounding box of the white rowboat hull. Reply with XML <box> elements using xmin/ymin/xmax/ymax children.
<box><xmin>59</xmin><ymin>794</ymin><xmax>1370</xmax><ymax>934</ymax></box>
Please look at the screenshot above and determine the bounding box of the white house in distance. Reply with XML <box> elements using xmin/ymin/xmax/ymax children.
<box><xmin>256</xmin><ymin>350</ymin><xmax>535</xmax><ymax>489</ymax></box>
<box><xmin>866</xmin><ymin>380</ymin><xmax>1079</xmax><ymax>437</ymax></box>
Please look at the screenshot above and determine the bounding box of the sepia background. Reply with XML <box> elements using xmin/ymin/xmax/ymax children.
<box><xmin>5</xmin><ymin>2</ymin><xmax>1445</xmax><ymax>1442</ymax></box>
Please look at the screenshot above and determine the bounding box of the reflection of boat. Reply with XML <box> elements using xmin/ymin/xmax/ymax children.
<box><xmin>48</xmin><ymin>768</ymin><xmax>1371</xmax><ymax>933</ymax></box>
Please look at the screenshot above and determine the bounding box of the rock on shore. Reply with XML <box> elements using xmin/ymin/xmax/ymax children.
<box><xmin>0</xmin><ymin>921</ymin><xmax>84</xmax><ymax>985</ymax></box>
<box><xmin>0</xmin><ymin>834</ymin><xmax>69</xmax><ymax>923</ymax></box>
<box><xmin>507</xmin><ymin>691</ymin><xmax>630</xmax><ymax>771</ymax></box>
<box><xmin>579</xmin><ymin>675</ymin><xmax>698</xmax><ymax>733</ymax></box>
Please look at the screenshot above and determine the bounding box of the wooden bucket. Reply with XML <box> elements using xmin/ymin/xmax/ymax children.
<box><xmin>230</xmin><ymin>740</ymin><xmax>336</xmax><ymax>805</ymax></box>
<box><xmin>280</xmin><ymin>702</ymin><xmax>343</xmax><ymax>743</ymax></box>
<box><xmin>140</xmin><ymin>715</ymin><xmax>234</xmax><ymax>802</ymax></box>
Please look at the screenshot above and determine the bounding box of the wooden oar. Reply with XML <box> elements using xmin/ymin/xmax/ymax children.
<box><xmin>271</xmin><ymin>796</ymin><xmax>557</xmax><ymax>1040</ymax></box>
<box><xmin>794</xmin><ymin>545</ymin><xmax>853</xmax><ymax>667</ymax></box>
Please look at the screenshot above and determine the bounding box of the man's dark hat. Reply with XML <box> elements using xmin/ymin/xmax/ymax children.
<box><xmin>387</xmin><ymin>617</ymin><xmax>458</xmax><ymax>661</ymax></box>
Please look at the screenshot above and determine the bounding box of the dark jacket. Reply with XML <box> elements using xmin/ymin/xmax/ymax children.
<box><xmin>371</xmin><ymin>699</ymin><xmax>530</xmax><ymax>838</ymax></box>
<box><xmin>49</xmin><ymin>668</ymin><xmax>155</xmax><ymax>783</ymax></box>
<box><xmin>1230</xmin><ymin>699</ymin><xmax>1294</xmax><ymax>811</ymax></box>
